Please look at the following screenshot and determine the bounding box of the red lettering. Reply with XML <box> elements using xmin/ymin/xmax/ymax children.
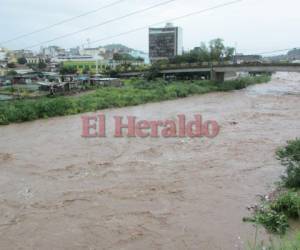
<box><xmin>114</xmin><ymin>116</ymin><xmax>136</xmax><ymax>137</ymax></box>
<box><xmin>81</xmin><ymin>116</ymin><xmax>98</xmax><ymax>137</ymax></box>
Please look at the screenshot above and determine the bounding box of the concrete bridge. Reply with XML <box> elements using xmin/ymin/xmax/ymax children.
<box><xmin>119</xmin><ymin>63</ymin><xmax>300</xmax><ymax>82</ymax></box>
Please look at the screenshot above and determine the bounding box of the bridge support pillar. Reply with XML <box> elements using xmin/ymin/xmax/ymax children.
<box><xmin>211</xmin><ymin>71</ymin><xmax>225</xmax><ymax>83</ymax></box>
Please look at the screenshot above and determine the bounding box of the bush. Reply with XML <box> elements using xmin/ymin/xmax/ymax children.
<box><xmin>281</xmin><ymin>162</ymin><xmax>300</xmax><ymax>189</ymax></box>
<box><xmin>277</xmin><ymin>139</ymin><xmax>300</xmax><ymax>188</ymax></box>
<box><xmin>270</xmin><ymin>191</ymin><xmax>300</xmax><ymax>218</ymax></box>
<box><xmin>245</xmin><ymin>138</ymin><xmax>300</xmax><ymax>242</ymax></box>
<box><xmin>254</xmin><ymin>209</ymin><xmax>289</xmax><ymax>235</ymax></box>
<box><xmin>277</xmin><ymin>139</ymin><xmax>300</xmax><ymax>163</ymax></box>
<box><xmin>244</xmin><ymin>208</ymin><xmax>289</xmax><ymax>235</ymax></box>
<box><xmin>0</xmin><ymin>113</ymin><xmax>9</xmax><ymax>125</ymax></box>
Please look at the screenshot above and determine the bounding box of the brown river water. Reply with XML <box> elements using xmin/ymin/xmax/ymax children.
<box><xmin>0</xmin><ymin>73</ymin><xmax>300</xmax><ymax>250</ymax></box>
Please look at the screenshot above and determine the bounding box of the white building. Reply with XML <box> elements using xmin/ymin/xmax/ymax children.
<box><xmin>41</xmin><ymin>46</ymin><xmax>65</xmax><ymax>58</ymax></box>
<box><xmin>80</xmin><ymin>47</ymin><xmax>106</xmax><ymax>57</ymax></box>
<box><xmin>26</xmin><ymin>56</ymin><xmax>47</xmax><ymax>64</ymax></box>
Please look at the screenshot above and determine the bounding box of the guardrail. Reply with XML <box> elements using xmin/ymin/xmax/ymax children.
<box><xmin>120</xmin><ymin>62</ymin><xmax>300</xmax><ymax>74</ymax></box>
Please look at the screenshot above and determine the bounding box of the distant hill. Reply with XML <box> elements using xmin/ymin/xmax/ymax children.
<box><xmin>101</xmin><ymin>44</ymin><xmax>146</xmax><ymax>55</ymax></box>
<box><xmin>265</xmin><ymin>48</ymin><xmax>300</xmax><ymax>62</ymax></box>
<box><xmin>287</xmin><ymin>48</ymin><xmax>300</xmax><ymax>60</ymax></box>
<box><xmin>102</xmin><ymin>44</ymin><xmax>133</xmax><ymax>52</ymax></box>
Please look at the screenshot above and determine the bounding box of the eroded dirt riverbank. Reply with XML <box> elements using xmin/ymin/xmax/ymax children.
<box><xmin>0</xmin><ymin>73</ymin><xmax>299</xmax><ymax>250</ymax></box>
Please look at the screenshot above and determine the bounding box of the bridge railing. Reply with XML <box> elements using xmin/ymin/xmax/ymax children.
<box><xmin>120</xmin><ymin>62</ymin><xmax>300</xmax><ymax>74</ymax></box>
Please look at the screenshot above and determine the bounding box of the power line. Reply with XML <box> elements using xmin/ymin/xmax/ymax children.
<box><xmin>239</xmin><ymin>47</ymin><xmax>300</xmax><ymax>56</ymax></box>
<box><xmin>82</xmin><ymin>0</ymin><xmax>243</xmax><ymax>47</ymax></box>
<box><xmin>0</xmin><ymin>0</ymin><xmax>127</xmax><ymax>46</ymax></box>
<box><xmin>23</xmin><ymin>0</ymin><xmax>178</xmax><ymax>50</ymax></box>
<box><xmin>258</xmin><ymin>47</ymin><xmax>299</xmax><ymax>55</ymax></box>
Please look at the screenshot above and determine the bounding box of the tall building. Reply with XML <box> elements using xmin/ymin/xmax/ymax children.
<box><xmin>41</xmin><ymin>46</ymin><xmax>65</xmax><ymax>58</ymax></box>
<box><xmin>149</xmin><ymin>23</ymin><xmax>183</xmax><ymax>62</ymax></box>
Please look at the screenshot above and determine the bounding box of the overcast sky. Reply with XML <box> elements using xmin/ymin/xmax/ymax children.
<box><xmin>0</xmin><ymin>0</ymin><xmax>299</xmax><ymax>55</ymax></box>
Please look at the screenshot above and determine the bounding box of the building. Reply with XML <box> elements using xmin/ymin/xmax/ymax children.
<box><xmin>54</xmin><ymin>55</ymin><xmax>103</xmax><ymax>63</ymax></box>
<box><xmin>129</xmin><ymin>50</ymin><xmax>150</xmax><ymax>64</ymax></box>
<box><xmin>234</xmin><ymin>54</ymin><xmax>262</xmax><ymax>64</ymax></box>
<box><xmin>55</xmin><ymin>55</ymin><xmax>107</xmax><ymax>74</ymax></box>
<box><xmin>0</xmin><ymin>65</ymin><xmax>7</xmax><ymax>76</ymax></box>
<box><xmin>41</xmin><ymin>46</ymin><xmax>65</xmax><ymax>58</ymax></box>
<box><xmin>26</xmin><ymin>56</ymin><xmax>47</xmax><ymax>64</ymax></box>
<box><xmin>12</xmin><ymin>50</ymin><xmax>34</xmax><ymax>58</ymax></box>
<box><xmin>0</xmin><ymin>49</ymin><xmax>7</xmax><ymax>68</ymax></box>
<box><xmin>69</xmin><ymin>47</ymin><xmax>80</xmax><ymax>56</ymax></box>
<box><xmin>149</xmin><ymin>23</ymin><xmax>183</xmax><ymax>62</ymax></box>
<box><xmin>0</xmin><ymin>49</ymin><xmax>7</xmax><ymax>60</ymax></box>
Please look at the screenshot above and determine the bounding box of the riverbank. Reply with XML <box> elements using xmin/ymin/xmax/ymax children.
<box><xmin>0</xmin><ymin>76</ymin><xmax>270</xmax><ymax>125</ymax></box>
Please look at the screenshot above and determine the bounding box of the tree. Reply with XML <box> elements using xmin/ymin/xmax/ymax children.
<box><xmin>209</xmin><ymin>38</ymin><xmax>225</xmax><ymax>61</ymax></box>
<box><xmin>82</xmin><ymin>65</ymin><xmax>90</xmax><ymax>74</ymax></box>
<box><xmin>224</xmin><ymin>47</ymin><xmax>235</xmax><ymax>61</ymax></box>
<box><xmin>145</xmin><ymin>64</ymin><xmax>160</xmax><ymax>81</ymax></box>
<box><xmin>60</xmin><ymin>65</ymin><xmax>77</xmax><ymax>75</ymax></box>
<box><xmin>38</xmin><ymin>60</ymin><xmax>47</xmax><ymax>70</ymax></box>
<box><xmin>17</xmin><ymin>57</ymin><xmax>27</xmax><ymax>65</ymax></box>
<box><xmin>6</xmin><ymin>70</ymin><xmax>17</xmax><ymax>76</ymax></box>
<box><xmin>192</xmin><ymin>43</ymin><xmax>210</xmax><ymax>62</ymax></box>
<box><xmin>7</xmin><ymin>62</ymin><xmax>16</xmax><ymax>68</ymax></box>
<box><xmin>113</xmin><ymin>53</ymin><xmax>123</xmax><ymax>61</ymax></box>
<box><xmin>168</xmin><ymin>39</ymin><xmax>235</xmax><ymax>64</ymax></box>
<box><xmin>113</xmin><ymin>53</ymin><xmax>137</xmax><ymax>63</ymax></box>
<box><xmin>136</xmin><ymin>57</ymin><xmax>144</xmax><ymax>63</ymax></box>
<box><xmin>107</xmin><ymin>69</ymin><xmax>118</xmax><ymax>77</ymax></box>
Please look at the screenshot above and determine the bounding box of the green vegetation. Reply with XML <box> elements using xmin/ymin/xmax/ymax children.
<box><xmin>7</xmin><ymin>62</ymin><xmax>16</xmax><ymax>68</ymax></box>
<box><xmin>0</xmin><ymin>85</ymin><xmax>42</xmax><ymax>100</ymax></box>
<box><xmin>271</xmin><ymin>191</ymin><xmax>300</xmax><ymax>218</ymax></box>
<box><xmin>0</xmin><ymin>75</ymin><xmax>270</xmax><ymax>125</ymax></box>
<box><xmin>168</xmin><ymin>38</ymin><xmax>235</xmax><ymax>65</ymax></box>
<box><xmin>277</xmin><ymin>139</ymin><xmax>300</xmax><ymax>163</ymax></box>
<box><xmin>244</xmin><ymin>190</ymin><xmax>300</xmax><ymax>235</ymax></box>
<box><xmin>38</xmin><ymin>61</ymin><xmax>47</xmax><ymax>70</ymax></box>
<box><xmin>17</xmin><ymin>57</ymin><xmax>27</xmax><ymax>65</ymax></box>
<box><xmin>0</xmin><ymin>85</ymin><xmax>37</xmax><ymax>95</ymax></box>
<box><xmin>60</xmin><ymin>64</ymin><xmax>78</xmax><ymax>75</ymax></box>
<box><xmin>6</xmin><ymin>70</ymin><xmax>17</xmax><ymax>76</ymax></box>
<box><xmin>244</xmin><ymin>138</ymin><xmax>300</xmax><ymax>249</ymax></box>
<box><xmin>248</xmin><ymin>232</ymin><xmax>300</xmax><ymax>250</ymax></box>
<box><xmin>113</xmin><ymin>53</ymin><xmax>144</xmax><ymax>63</ymax></box>
<box><xmin>277</xmin><ymin>139</ymin><xmax>300</xmax><ymax>189</ymax></box>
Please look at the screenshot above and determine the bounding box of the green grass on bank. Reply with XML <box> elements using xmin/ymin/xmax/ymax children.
<box><xmin>245</xmin><ymin>139</ymin><xmax>300</xmax><ymax>249</ymax></box>
<box><xmin>248</xmin><ymin>232</ymin><xmax>300</xmax><ymax>250</ymax></box>
<box><xmin>0</xmin><ymin>76</ymin><xmax>270</xmax><ymax>125</ymax></box>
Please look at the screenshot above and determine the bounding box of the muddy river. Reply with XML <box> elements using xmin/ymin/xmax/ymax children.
<box><xmin>0</xmin><ymin>72</ymin><xmax>299</xmax><ymax>250</ymax></box>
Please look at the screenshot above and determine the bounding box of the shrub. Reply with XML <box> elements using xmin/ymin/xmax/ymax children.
<box><xmin>277</xmin><ymin>139</ymin><xmax>300</xmax><ymax>188</ymax></box>
<box><xmin>277</xmin><ymin>139</ymin><xmax>300</xmax><ymax>163</ymax></box>
<box><xmin>244</xmin><ymin>209</ymin><xmax>289</xmax><ymax>235</ymax></box>
<box><xmin>270</xmin><ymin>191</ymin><xmax>300</xmax><ymax>218</ymax></box>
<box><xmin>281</xmin><ymin>162</ymin><xmax>300</xmax><ymax>189</ymax></box>
<box><xmin>0</xmin><ymin>113</ymin><xmax>9</xmax><ymax>125</ymax></box>
<box><xmin>256</xmin><ymin>210</ymin><xmax>289</xmax><ymax>235</ymax></box>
